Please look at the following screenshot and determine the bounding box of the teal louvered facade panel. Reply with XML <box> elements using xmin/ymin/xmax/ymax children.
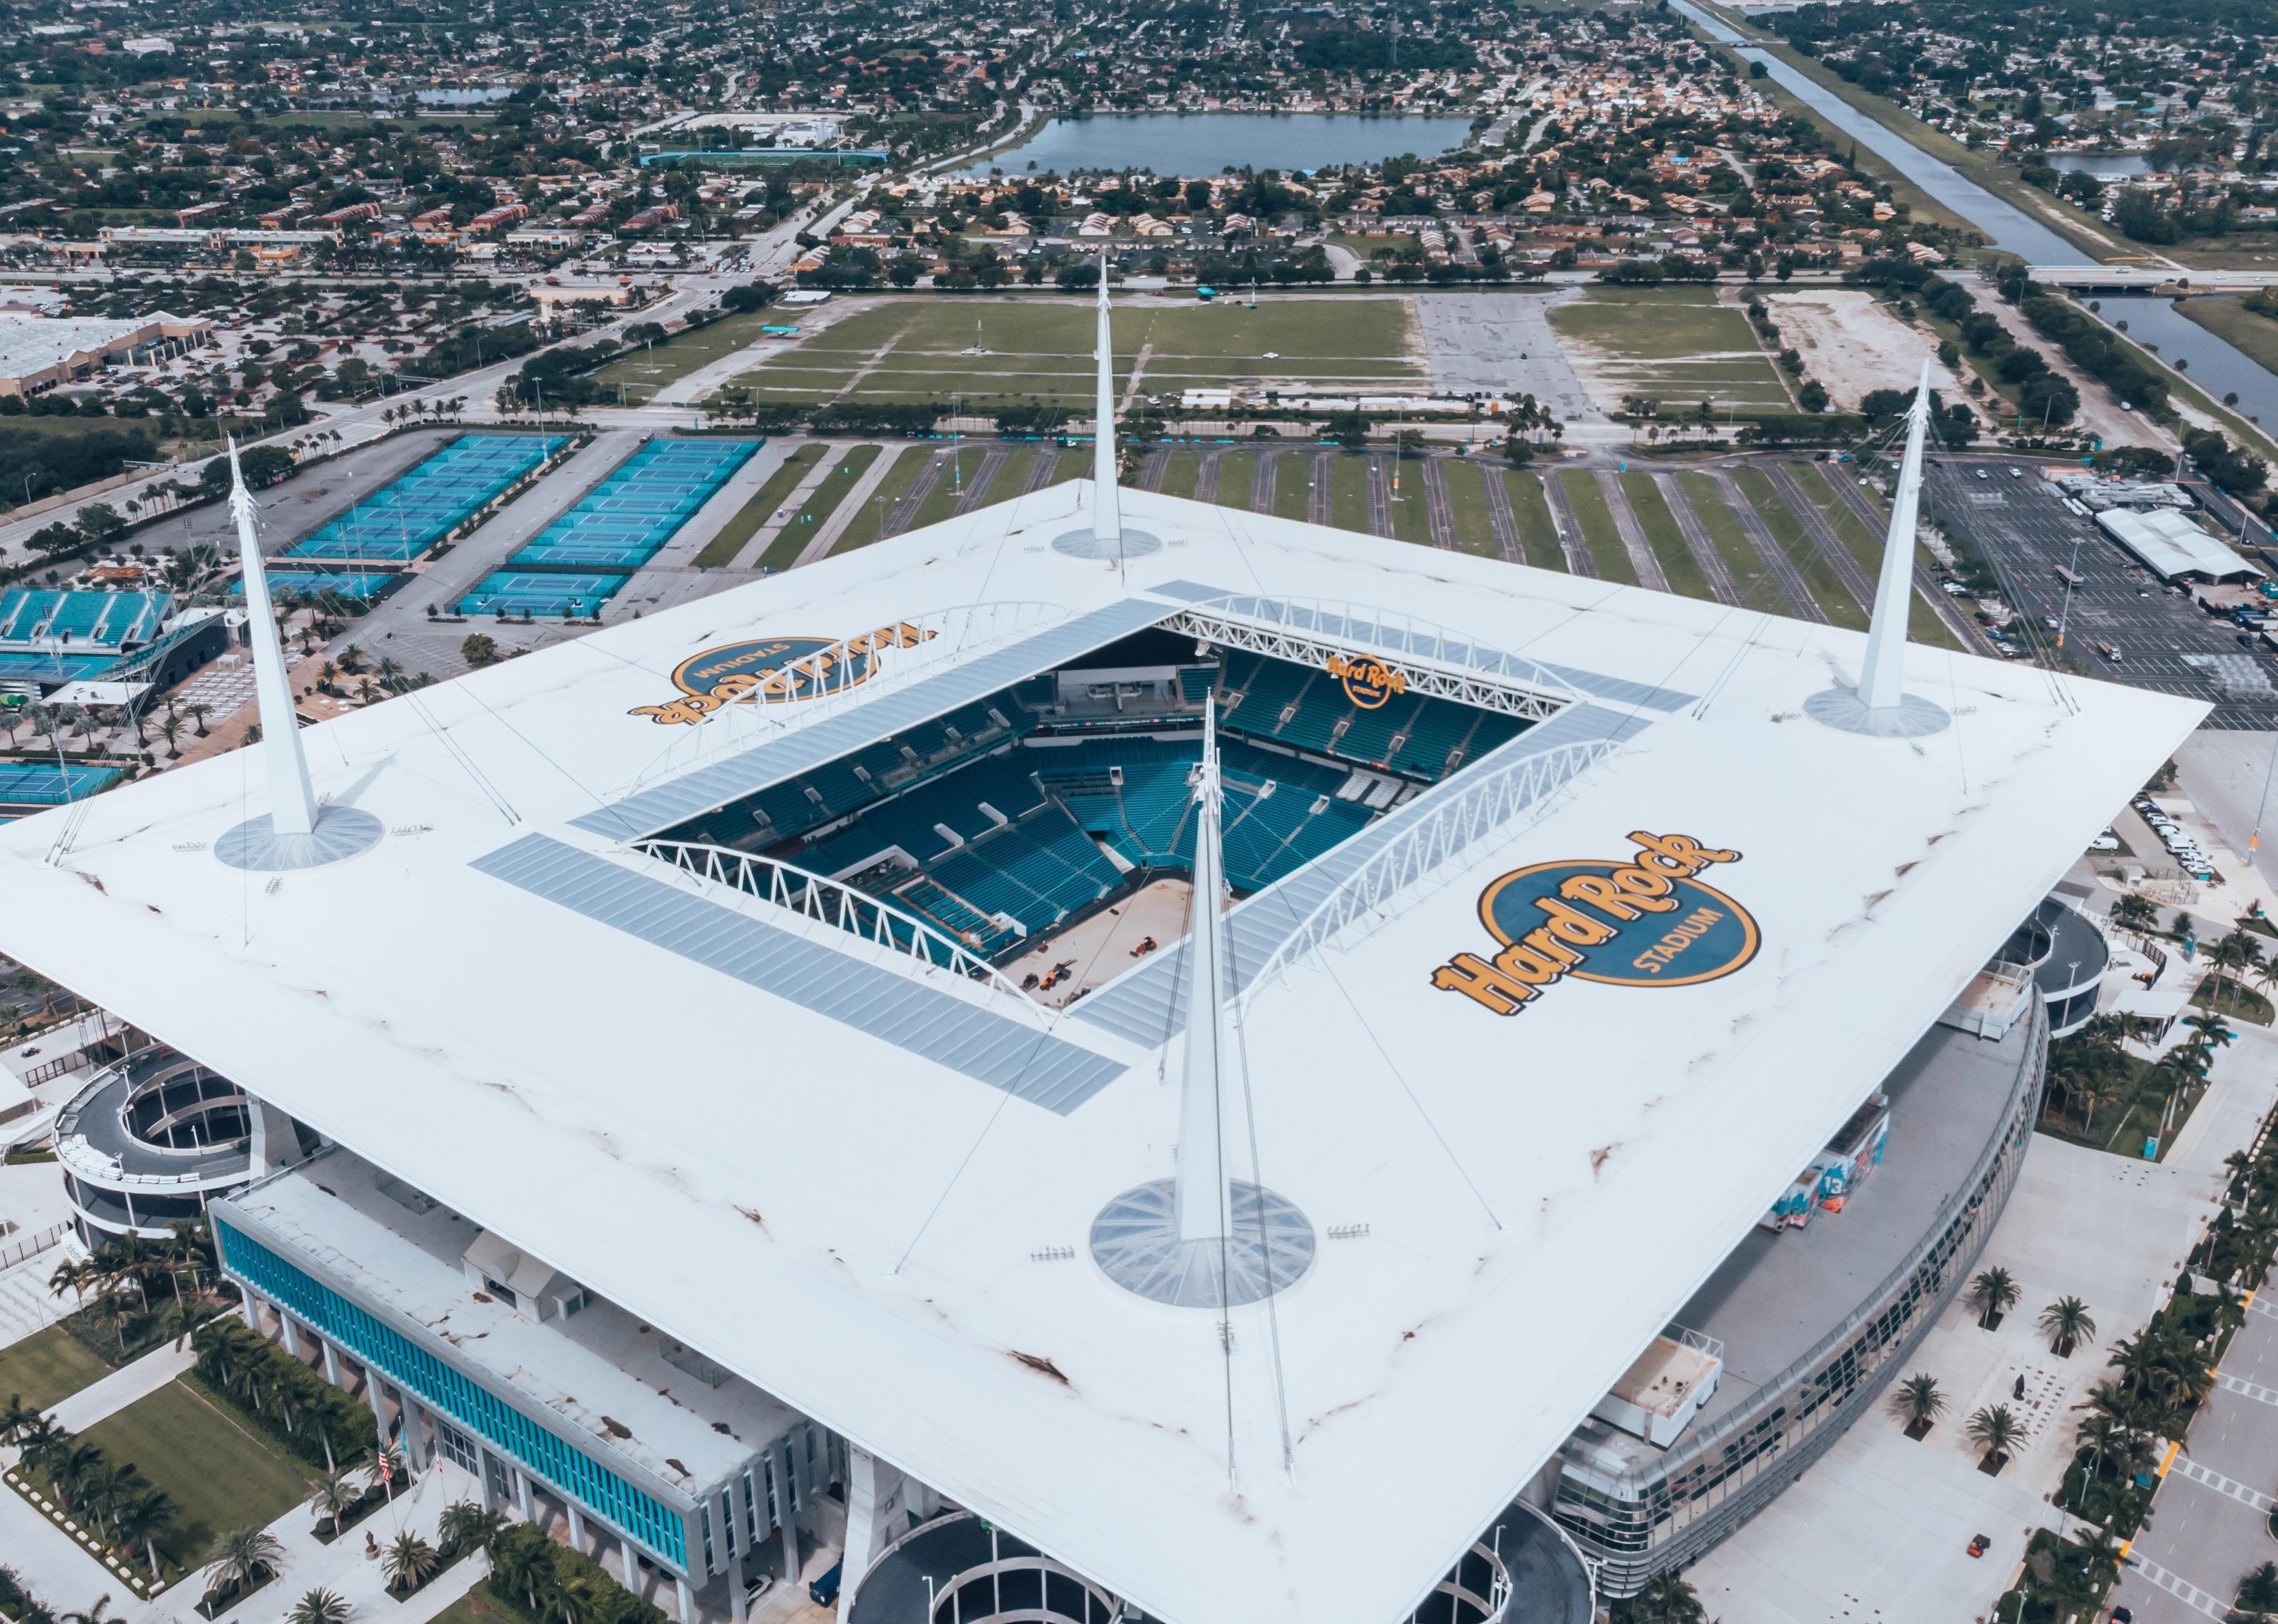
<box><xmin>216</xmin><ymin>1217</ymin><xmax>690</xmax><ymax>1568</ymax></box>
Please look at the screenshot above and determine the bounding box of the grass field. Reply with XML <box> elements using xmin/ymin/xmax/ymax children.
<box><xmin>1732</xmin><ymin>466</ymin><xmax>1868</xmax><ymax>630</ymax></box>
<box><xmin>1675</xmin><ymin>471</ymin><xmax>1785</xmax><ymax>613</ymax></box>
<box><xmin>1620</xmin><ymin>472</ymin><xmax>1712</xmax><ymax>601</ymax></box>
<box><xmin>1557</xmin><ymin>472</ymin><xmax>1637</xmax><ymax>584</ymax></box>
<box><xmin>1272</xmin><ymin>450</ymin><xmax>1315</xmax><ymax>523</ymax></box>
<box><xmin>82</xmin><ymin>1378</ymin><xmax>315</xmax><ymax>1575</ymax></box>
<box><xmin>1213</xmin><ymin>450</ymin><xmax>1256</xmax><ymax>510</ymax></box>
<box><xmin>1502</xmin><ymin>470</ymin><xmax>1566</xmax><ymax>571</ymax></box>
<box><xmin>742</xmin><ymin>297</ymin><xmax>1425</xmax><ymax>407</ymax></box>
<box><xmin>697</xmin><ymin>444</ymin><xmax>824</xmax><ymax>568</ymax></box>
<box><xmin>827</xmin><ymin>446</ymin><xmax>924</xmax><ymax>553</ymax></box>
<box><xmin>901</xmin><ymin>446</ymin><xmax>976</xmax><ymax>533</ymax></box>
<box><xmin>0</xmin><ymin>1323</ymin><xmax>113</xmax><ymax>1414</ymax></box>
<box><xmin>1328</xmin><ymin>453</ymin><xmax>1371</xmax><ymax>533</ymax></box>
<box><xmin>760</xmin><ymin>444</ymin><xmax>877</xmax><ymax>565</ymax></box>
<box><xmin>1160</xmin><ymin>448</ymin><xmax>1203</xmax><ymax>500</ymax></box>
<box><xmin>1547</xmin><ymin>286</ymin><xmax>1793</xmax><ymax>413</ymax></box>
<box><xmin>988</xmin><ymin>445</ymin><xmax>1043</xmax><ymax>503</ymax></box>
<box><xmin>1385</xmin><ymin>455</ymin><xmax>1431</xmax><ymax>545</ymax></box>
<box><xmin>1441</xmin><ymin>460</ymin><xmax>1502</xmax><ymax>558</ymax></box>
<box><xmin>594</xmin><ymin>310</ymin><xmax>787</xmax><ymax>399</ymax></box>
<box><xmin>1790</xmin><ymin>460</ymin><xmax>1966</xmax><ymax>650</ymax></box>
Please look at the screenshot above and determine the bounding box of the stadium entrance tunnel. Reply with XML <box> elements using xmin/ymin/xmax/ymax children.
<box><xmin>842</xmin><ymin>1502</ymin><xmax>1590</xmax><ymax>1624</ymax></box>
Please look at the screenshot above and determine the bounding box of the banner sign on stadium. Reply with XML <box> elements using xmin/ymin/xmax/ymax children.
<box><xmin>1326</xmin><ymin>652</ymin><xmax>1407</xmax><ymax>710</ymax></box>
<box><xmin>631</xmin><ymin>623</ymin><xmax>935</xmax><ymax>726</ymax></box>
<box><xmin>1431</xmin><ymin>832</ymin><xmax>1757</xmax><ymax>1015</ymax></box>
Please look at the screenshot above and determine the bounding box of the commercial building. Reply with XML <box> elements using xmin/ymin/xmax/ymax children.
<box><xmin>0</xmin><ymin>331</ymin><xmax>2201</xmax><ymax>1624</ymax></box>
<box><xmin>0</xmin><ymin>311</ymin><xmax>212</xmax><ymax>395</ymax></box>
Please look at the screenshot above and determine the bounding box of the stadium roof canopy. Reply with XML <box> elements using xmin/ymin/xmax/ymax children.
<box><xmin>0</xmin><ymin>476</ymin><xmax>2201</xmax><ymax>1624</ymax></box>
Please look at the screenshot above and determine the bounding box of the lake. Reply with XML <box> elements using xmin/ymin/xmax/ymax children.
<box><xmin>2043</xmin><ymin>153</ymin><xmax>2154</xmax><ymax>177</ymax></box>
<box><xmin>962</xmin><ymin>112</ymin><xmax>1476</xmax><ymax>177</ymax></box>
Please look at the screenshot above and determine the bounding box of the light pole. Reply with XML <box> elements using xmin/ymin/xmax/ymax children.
<box><xmin>2055</xmin><ymin>533</ymin><xmax>2083</xmax><ymax>648</ymax></box>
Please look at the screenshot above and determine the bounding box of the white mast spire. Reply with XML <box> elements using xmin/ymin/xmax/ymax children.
<box><xmin>227</xmin><ymin>437</ymin><xmax>319</xmax><ymax>837</ymax></box>
<box><xmin>1173</xmin><ymin>700</ymin><xmax>1229</xmax><ymax>1244</ymax></box>
<box><xmin>1858</xmin><ymin>360</ymin><xmax>1933</xmax><ymax>713</ymax></box>
<box><xmin>1092</xmin><ymin>258</ymin><xmax>1123</xmax><ymax>546</ymax></box>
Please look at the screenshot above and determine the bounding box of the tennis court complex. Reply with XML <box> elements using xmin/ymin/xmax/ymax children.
<box><xmin>288</xmin><ymin>434</ymin><xmax>566</xmax><ymax>564</ymax></box>
<box><xmin>0</xmin><ymin>760</ymin><xmax>123</xmax><ymax>811</ymax></box>
<box><xmin>237</xmin><ymin>570</ymin><xmax>399</xmax><ymax>603</ymax></box>
<box><xmin>458</xmin><ymin>437</ymin><xmax>760</xmax><ymax>617</ymax></box>
<box><xmin>455</xmin><ymin>571</ymin><xmax>621</xmax><ymax>619</ymax></box>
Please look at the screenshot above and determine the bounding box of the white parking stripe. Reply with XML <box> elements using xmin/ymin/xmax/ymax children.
<box><xmin>2217</xmin><ymin>1372</ymin><xmax>2278</xmax><ymax>1408</ymax></box>
<box><xmin>2173</xmin><ymin>1455</ymin><xmax>2278</xmax><ymax>1512</ymax></box>
<box><xmin>2127</xmin><ymin>1555</ymin><xmax>2231</xmax><ymax>1619</ymax></box>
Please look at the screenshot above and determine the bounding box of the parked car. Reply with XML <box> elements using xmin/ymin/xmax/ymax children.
<box><xmin>809</xmin><ymin>1563</ymin><xmax>844</xmax><ymax>1610</ymax></box>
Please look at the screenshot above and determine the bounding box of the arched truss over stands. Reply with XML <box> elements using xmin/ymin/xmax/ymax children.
<box><xmin>1158</xmin><ymin>596</ymin><xmax>1577</xmax><ymax>723</ymax></box>
<box><xmin>631</xmin><ymin>837</ymin><xmax>1049</xmax><ymax>1016</ymax></box>
<box><xmin>1238</xmin><ymin>736</ymin><xmax>1622</xmax><ymax>1001</ymax></box>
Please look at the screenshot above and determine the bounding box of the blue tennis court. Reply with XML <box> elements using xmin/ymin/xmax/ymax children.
<box><xmin>0</xmin><ymin>760</ymin><xmax>124</xmax><ymax>808</ymax></box>
<box><xmin>235</xmin><ymin>570</ymin><xmax>398</xmax><ymax>602</ymax></box>
<box><xmin>289</xmin><ymin>434</ymin><xmax>566</xmax><ymax>563</ymax></box>
<box><xmin>455</xmin><ymin>572</ymin><xmax>619</xmax><ymax>619</ymax></box>
<box><xmin>504</xmin><ymin>439</ymin><xmax>759</xmax><ymax>570</ymax></box>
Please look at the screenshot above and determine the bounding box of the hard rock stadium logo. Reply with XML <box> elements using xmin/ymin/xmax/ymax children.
<box><xmin>1431</xmin><ymin>832</ymin><xmax>1757</xmax><ymax>1016</ymax></box>
<box><xmin>630</xmin><ymin>623</ymin><xmax>935</xmax><ymax>726</ymax></box>
<box><xmin>1326</xmin><ymin>652</ymin><xmax>1406</xmax><ymax>710</ymax></box>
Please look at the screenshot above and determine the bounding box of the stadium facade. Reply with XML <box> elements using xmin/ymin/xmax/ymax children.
<box><xmin>0</xmin><ymin>321</ymin><xmax>2203</xmax><ymax>1624</ymax></box>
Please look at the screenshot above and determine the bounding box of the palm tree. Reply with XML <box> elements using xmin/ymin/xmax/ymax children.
<box><xmin>1616</xmin><ymin>1570</ymin><xmax>1708</xmax><ymax>1624</ymax></box>
<box><xmin>290</xmin><ymin>1590</ymin><xmax>353</xmax><ymax>1624</ymax></box>
<box><xmin>381</xmin><ymin>1531</ymin><xmax>441</xmax><ymax>1596</ymax></box>
<box><xmin>0</xmin><ymin>1392</ymin><xmax>42</xmax><ymax>1445</ymax></box>
<box><xmin>61</xmin><ymin>1594</ymin><xmax>129</xmax><ymax>1624</ymax></box>
<box><xmin>486</xmin><ymin>1524</ymin><xmax>552</xmax><ymax>1613</ymax></box>
<box><xmin>184</xmin><ymin>701</ymin><xmax>213</xmax><ymax>737</ymax></box>
<box><xmin>2041</xmin><ymin>1296</ymin><xmax>2098</xmax><ymax>1357</ymax></box>
<box><xmin>2108</xmin><ymin>891</ymin><xmax>2158</xmax><ymax>933</ymax></box>
<box><xmin>309</xmin><ymin>1470</ymin><xmax>361</xmax><ymax>1540</ymax></box>
<box><xmin>1970</xmin><ymin>1267</ymin><xmax>2022</xmax><ymax>1330</ymax></box>
<box><xmin>438</xmin><ymin>1500</ymin><xmax>503</xmax><ymax>1561</ymax></box>
<box><xmin>1967</xmin><ymin>1402</ymin><xmax>2021</xmax><ymax>1467</ymax></box>
<box><xmin>154</xmin><ymin>710</ymin><xmax>186</xmax><ymax>758</ymax></box>
<box><xmin>2239</xmin><ymin>1562</ymin><xmax>2278</xmax><ymax>1621</ymax></box>
<box><xmin>112</xmin><ymin>1484</ymin><xmax>174</xmax><ymax>1577</ymax></box>
<box><xmin>51</xmin><ymin>1439</ymin><xmax>104</xmax><ymax>1509</ymax></box>
<box><xmin>202</xmin><ymin>1525</ymin><xmax>286</xmax><ymax>1600</ymax></box>
<box><xmin>1888</xmin><ymin>1372</ymin><xmax>1947</xmax><ymax>1434</ymax></box>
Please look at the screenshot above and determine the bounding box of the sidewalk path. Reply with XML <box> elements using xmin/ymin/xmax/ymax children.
<box><xmin>47</xmin><ymin>1340</ymin><xmax>197</xmax><ymax>1432</ymax></box>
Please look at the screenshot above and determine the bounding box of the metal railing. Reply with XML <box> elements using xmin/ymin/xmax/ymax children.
<box><xmin>631</xmin><ymin>838</ymin><xmax>1045</xmax><ymax>1013</ymax></box>
<box><xmin>0</xmin><ymin>1222</ymin><xmax>69</xmax><ymax>1272</ymax></box>
<box><xmin>54</xmin><ymin>1058</ymin><xmax>251</xmax><ymax>1189</ymax></box>
<box><xmin>928</xmin><ymin>1554</ymin><xmax>1124</xmax><ymax>1624</ymax></box>
<box><xmin>1158</xmin><ymin>594</ymin><xmax>1580</xmax><ymax>720</ymax></box>
<box><xmin>1239</xmin><ymin>737</ymin><xmax>1620</xmax><ymax>999</ymax></box>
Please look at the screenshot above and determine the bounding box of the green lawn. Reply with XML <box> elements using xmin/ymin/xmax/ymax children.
<box><xmin>1328</xmin><ymin>454</ymin><xmax>1371</xmax><ymax>534</ymax></box>
<box><xmin>749</xmin><ymin>297</ymin><xmax>1423</xmax><ymax>407</ymax></box>
<box><xmin>901</xmin><ymin>446</ymin><xmax>974</xmax><ymax>533</ymax></box>
<box><xmin>1213</xmin><ymin>450</ymin><xmax>1256</xmax><ymax>510</ymax></box>
<box><xmin>1502</xmin><ymin>470</ymin><xmax>1567</xmax><ymax>572</ymax></box>
<box><xmin>0</xmin><ymin>1323</ymin><xmax>114</xmax><ymax>1415</ymax></box>
<box><xmin>761</xmin><ymin>444</ymin><xmax>878</xmax><ymax>565</ymax></box>
<box><xmin>81</xmin><ymin>1378</ymin><xmax>315</xmax><ymax>1576</ymax></box>
<box><xmin>1388</xmin><ymin>455</ymin><xmax>1433</xmax><ymax>545</ymax></box>
<box><xmin>1675</xmin><ymin>471</ymin><xmax>1783</xmax><ymax>613</ymax></box>
<box><xmin>696</xmin><ymin>444</ymin><xmax>824</xmax><ymax>569</ymax></box>
<box><xmin>1620</xmin><ymin>472</ymin><xmax>1712</xmax><ymax>601</ymax></box>
<box><xmin>825</xmin><ymin>446</ymin><xmax>922</xmax><ymax>553</ymax></box>
<box><xmin>1441</xmin><ymin>460</ymin><xmax>1502</xmax><ymax>558</ymax></box>
<box><xmin>1732</xmin><ymin>466</ymin><xmax>1868</xmax><ymax>630</ymax></box>
<box><xmin>1272</xmin><ymin>450</ymin><xmax>1314</xmax><ymax>523</ymax></box>
<box><xmin>593</xmin><ymin>310</ymin><xmax>789</xmax><ymax>397</ymax></box>
<box><xmin>988</xmin><ymin>445</ymin><xmax>1042</xmax><ymax>502</ymax></box>
<box><xmin>1547</xmin><ymin>285</ymin><xmax>1792</xmax><ymax>411</ymax></box>
<box><xmin>1557</xmin><ymin>472</ymin><xmax>1637</xmax><ymax>585</ymax></box>
<box><xmin>1159</xmin><ymin>448</ymin><xmax>1203</xmax><ymax>500</ymax></box>
<box><xmin>1793</xmin><ymin>461</ymin><xmax>1965</xmax><ymax>651</ymax></box>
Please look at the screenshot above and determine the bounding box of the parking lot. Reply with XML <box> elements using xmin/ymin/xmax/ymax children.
<box><xmin>1925</xmin><ymin>456</ymin><xmax>2278</xmax><ymax>731</ymax></box>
